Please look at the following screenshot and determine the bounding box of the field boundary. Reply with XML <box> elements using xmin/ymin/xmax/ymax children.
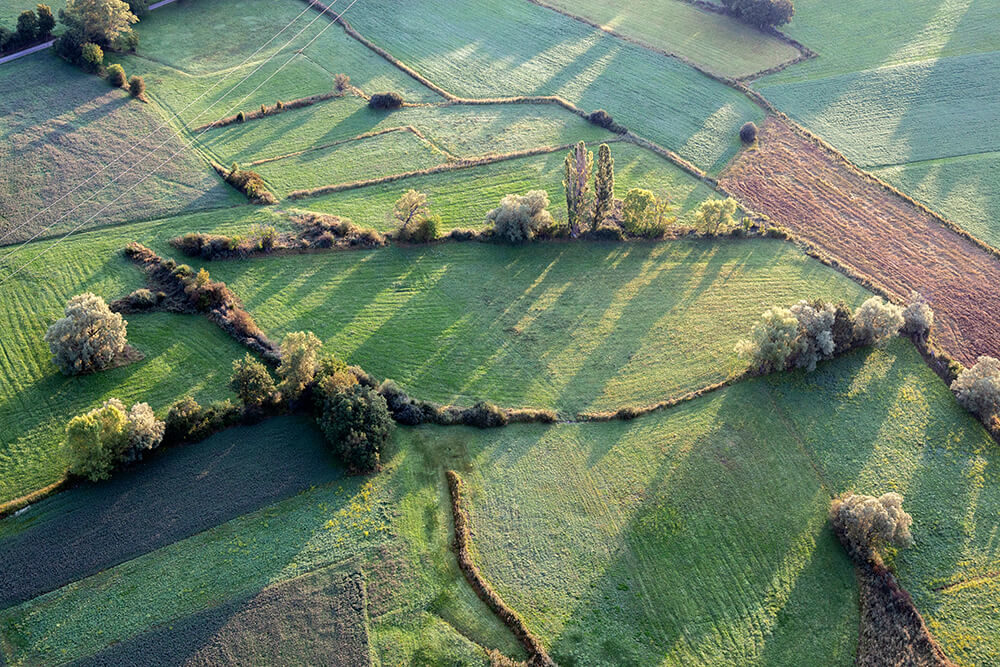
<box><xmin>0</xmin><ymin>479</ymin><xmax>67</xmax><ymax>519</ymax></box>
<box><xmin>248</xmin><ymin>125</ymin><xmax>458</xmax><ymax>167</ymax></box>
<box><xmin>446</xmin><ymin>470</ymin><xmax>555</xmax><ymax>666</ymax></box>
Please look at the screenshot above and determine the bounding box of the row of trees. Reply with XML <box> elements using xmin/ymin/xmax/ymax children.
<box><xmin>0</xmin><ymin>4</ymin><xmax>55</xmax><ymax>54</ymax></box>
<box><xmin>563</xmin><ymin>141</ymin><xmax>615</xmax><ymax>235</ymax></box>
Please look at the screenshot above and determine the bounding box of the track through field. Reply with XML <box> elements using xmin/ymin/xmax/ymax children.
<box><xmin>721</xmin><ymin>117</ymin><xmax>1000</xmax><ymax>366</ymax></box>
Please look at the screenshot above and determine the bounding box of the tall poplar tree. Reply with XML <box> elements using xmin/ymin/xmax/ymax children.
<box><xmin>562</xmin><ymin>141</ymin><xmax>592</xmax><ymax>236</ymax></box>
<box><xmin>593</xmin><ymin>143</ymin><xmax>614</xmax><ymax>229</ymax></box>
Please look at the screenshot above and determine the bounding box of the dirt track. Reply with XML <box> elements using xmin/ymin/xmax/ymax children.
<box><xmin>721</xmin><ymin>118</ymin><xmax>1000</xmax><ymax>366</ymax></box>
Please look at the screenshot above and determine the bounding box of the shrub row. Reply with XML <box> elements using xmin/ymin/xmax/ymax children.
<box><xmin>377</xmin><ymin>379</ymin><xmax>556</xmax><ymax>427</ymax></box>
<box><xmin>197</xmin><ymin>90</ymin><xmax>342</xmax><ymax>131</ymax></box>
<box><xmin>215</xmin><ymin>163</ymin><xmax>276</xmax><ymax>205</ymax></box>
<box><xmin>447</xmin><ymin>470</ymin><xmax>556</xmax><ymax>667</ymax></box>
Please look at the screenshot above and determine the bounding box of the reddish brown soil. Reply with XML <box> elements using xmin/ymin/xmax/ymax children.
<box><xmin>721</xmin><ymin>118</ymin><xmax>1000</xmax><ymax>366</ymax></box>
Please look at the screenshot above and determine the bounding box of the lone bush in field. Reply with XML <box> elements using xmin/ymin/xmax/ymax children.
<box><xmin>128</xmin><ymin>74</ymin><xmax>145</xmax><ymax>98</ymax></box>
<box><xmin>369</xmin><ymin>91</ymin><xmax>403</xmax><ymax>110</ymax></box>
<box><xmin>902</xmin><ymin>291</ymin><xmax>934</xmax><ymax>339</ymax></box>
<box><xmin>830</xmin><ymin>492</ymin><xmax>913</xmax><ymax>562</ymax></box>
<box><xmin>80</xmin><ymin>41</ymin><xmax>103</xmax><ymax>71</ymax></box>
<box><xmin>735</xmin><ymin>306</ymin><xmax>803</xmax><ymax>374</ymax></box>
<box><xmin>45</xmin><ymin>293</ymin><xmax>128</xmax><ymax>375</ymax></box>
<box><xmin>621</xmin><ymin>188</ymin><xmax>674</xmax><ymax>238</ymax></box>
<box><xmin>486</xmin><ymin>190</ymin><xmax>554</xmax><ymax>244</ymax></box>
<box><xmin>230</xmin><ymin>353</ymin><xmax>277</xmax><ymax>409</ymax></box>
<box><xmin>852</xmin><ymin>296</ymin><xmax>904</xmax><ymax>347</ymax></box>
<box><xmin>951</xmin><ymin>356</ymin><xmax>1000</xmax><ymax>426</ymax></box>
<box><xmin>694</xmin><ymin>198</ymin><xmax>739</xmax><ymax>234</ymax></box>
<box><xmin>107</xmin><ymin>63</ymin><xmax>126</xmax><ymax>87</ymax></box>
<box><xmin>277</xmin><ymin>331</ymin><xmax>322</xmax><ymax>401</ymax></box>
<box><xmin>740</xmin><ymin>121</ymin><xmax>758</xmax><ymax>144</ymax></box>
<box><xmin>316</xmin><ymin>384</ymin><xmax>391</xmax><ymax>473</ymax></box>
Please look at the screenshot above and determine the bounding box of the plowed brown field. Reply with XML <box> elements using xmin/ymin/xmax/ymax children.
<box><xmin>721</xmin><ymin>117</ymin><xmax>1000</xmax><ymax>366</ymax></box>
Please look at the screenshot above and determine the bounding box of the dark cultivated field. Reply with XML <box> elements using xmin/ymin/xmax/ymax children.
<box><xmin>74</xmin><ymin>562</ymin><xmax>370</xmax><ymax>667</ymax></box>
<box><xmin>0</xmin><ymin>416</ymin><xmax>339</xmax><ymax>608</ymax></box>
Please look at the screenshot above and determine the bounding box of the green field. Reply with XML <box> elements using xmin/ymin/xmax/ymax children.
<box><xmin>205</xmin><ymin>238</ymin><xmax>871</xmax><ymax>416</ymax></box>
<box><xmin>0</xmin><ymin>206</ymin><xmax>287</xmax><ymax>503</ymax></box>
<box><xmin>198</xmin><ymin>95</ymin><xmax>615</xmax><ymax>166</ymax></box>
<box><xmin>457</xmin><ymin>339</ymin><xmax>1000</xmax><ymax>665</ymax></box>
<box><xmin>873</xmin><ymin>152</ymin><xmax>1000</xmax><ymax>250</ymax></box>
<box><xmin>536</xmin><ymin>0</ymin><xmax>800</xmax><ymax>78</ymax></box>
<box><xmin>5</xmin><ymin>341</ymin><xmax>996</xmax><ymax>665</ymax></box>
<box><xmin>343</xmin><ymin>0</ymin><xmax>764</xmax><ymax>172</ymax></box>
<box><xmin>0</xmin><ymin>52</ymin><xmax>239</xmax><ymax>243</ymax></box>
<box><xmin>292</xmin><ymin>142</ymin><xmax>725</xmax><ymax>230</ymax></box>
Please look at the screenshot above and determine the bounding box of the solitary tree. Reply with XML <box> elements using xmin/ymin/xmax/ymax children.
<box><xmin>563</xmin><ymin>141</ymin><xmax>593</xmax><ymax>236</ymax></box>
<box><xmin>60</xmin><ymin>0</ymin><xmax>138</xmax><ymax>44</ymax></box>
<box><xmin>390</xmin><ymin>190</ymin><xmax>430</xmax><ymax>229</ymax></box>
<box><xmin>593</xmin><ymin>143</ymin><xmax>615</xmax><ymax>229</ymax></box>
<box><xmin>44</xmin><ymin>293</ymin><xmax>128</xmax><ymax>375</ymax></box>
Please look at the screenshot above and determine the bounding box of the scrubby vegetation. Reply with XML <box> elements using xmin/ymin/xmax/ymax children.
<box><xmin>66</xmin><ymin>398</ymin><xmax>164</xmax><ymax>481</ymax></box>
<box><xmin>830</xmin><ymin>492</ymin><xmax>913</xmax><ymax>563</ymax></box>
<box><xmin>368</xmin><ymin>91</ymin><xmax>403</xmax><ymax>110</ymax></box>
<box><xmin>721</xmin><ymin>0</ymin><xmax>794</xmax><ymax>29</ymax></box>
<box><xmin>951</xmin><ymin>356</ymin><xmax>1000</xmax><ymax>433</ymax></box>
<box><xmin>218</xmin><ymin>163</ymin><xmax>276</xmax><ymax>205</ymax></box>
<box><xmin>315</xmin><ymin>384</ymin><xmax>391</xmax><ymax>473</ymax></box>
<box><xmin>486</xmin><ymin>190</ymin><xmax>554</xmax><ymax>244</ymax></box>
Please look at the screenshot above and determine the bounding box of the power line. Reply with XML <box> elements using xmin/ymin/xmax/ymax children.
<box><xmin>0</xmin><ymin>0</ymin><xmax>362</xmax><ymax>288</ymax></box>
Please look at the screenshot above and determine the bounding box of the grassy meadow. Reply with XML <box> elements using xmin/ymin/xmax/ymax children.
<box><xmin>292</xmin><ymin>142</ymin><xmax>725</xmax><ymax>230</ymax></box>
<box><xmin>205</xmin><ymin>238</ymin><xmax>872</xmax><ymax>416</ymax></box>
<box><xmin>343</xmin><ymin>0</ymin><xmax>764</xmax><ymax>172</ymax></box>
<box><xmin>535</xmin><ymin>0</ymin><xmax>801</xmax><ymax>78</ymax></box>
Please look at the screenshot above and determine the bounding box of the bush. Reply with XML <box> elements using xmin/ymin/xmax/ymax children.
<box><xmin>621</xmin><ymin>188</ymin><xmax>674</xmax><ymax>238</ymax></box>
<box><xmin>735</xmin><ymin>306</ymin><xmax>803</xmax><ymax>375</ymax></box>
<box><xmin>80</xmin><ymin>41</ymin><xmax>103</xmax><ymax>72</ymax></box>
<box><xmin>391</xmin><ymin>190</ymin><xmax>440</xmax><ymax>242</ymax></box>
<box><xmin>587</xmin><ymin>109</ymin><xmax>624</xmax><ymax>133</ymax></box>
<box><xmin>123</xmin><ymin>401</ymin><xmax>164</xmax><ymax>462</ymax></box>
<box><xmin>694</xmin><ymin>198</ymin><xmax>739</xmax><ymax>234</ymax></box>
<box><xmin>463</xmin><ymin>401</ymin><xmax>508</xmax><ymax>428</ymax></box>
<box><xmin>66</xmin><ymin>398</ymin><xmax>163</xmax><ymax>480</ymax></box>
<box><xmin>45</xmin><ymin>293</ymin><xmax>128</xmax><ymax>375</ymax></box>
<box><xmin>789</xmin><ymin>300</ymin><xmax>835</xmax><ymax>371</ymax></box>
<box><xmin>951</xmin><ymin>356</ymin><xmax>1000</xmax><ymax>425</ymax></box>
<box><xmin>316</xmin><ymin>384</ymin><xmax>392</xmax><ymax>473</ymax></box>
<box><xmin>112</xmin><ymin>27</ymin><xmax>138</xmax><ymax>52</ymax></box>
<box><xmin>334</xmin><ymin>72</ymin><xmax>350</xmax><ymax>91</ymax></box>
<box><xmin>369</xmin><ymin>91</ymin><xmax>403</xmax><ymax>110</ymax></box>
<box><xmin>901</xmin><ymin>291</ymin><xmax>934</xmax><ymax>339</ymax></box>
<box><xmin>107</xmin><ymin>62</ymin><xmax>126</xmax><ymax>87</ymax></box>
<box><xmin>852</xmin><ymin>296</ymin><xmax>904</xmax><ymax>347</ymax></box>
<box><xmin>739</xmin><ymin>121</ymin><xmax>758</xmax><ymax>144</ymax></box>
<box><xmin>277</xmin><ymin>331</ymin><xmax>322</xmax><ymax>401</ymax></box>
<box><xmin>54</xmin><ymin>28</ymin><xmax>85</xmax><ymax>63</ymax></box>
<box><xmin>830</xmin><ymin>492</ymin><xmax>913</xmax><ymax>562</ymax></box>
<box><xmin>230</xmin><ymin>353</ymin><xmax>277</xmax><ymax>408</ymax></box>
<box><xmin>236</xmin><ymin>110</ymin><xmax>246</xmax><ymax>122</ymax></box>
<box><xmin>164</xmin><ymin>396</ymin><xmax>241</xmax><ymax>444</ymax></box>
<box><xmin>223</xmin><ymin>163</ymin><xmax>275</xmax><ymax>204</ymax></box>
<box><xmin>486</xmin><ymin>190</ymin><xmax>554</xmax><ymax>244</ymax></box>
<box><xmin>128</xmin><ymin>74</ymin><xmax>145</xmax><ymax>98</ymax></box>
<box><xmin>723</xmin><ymin>0</ymin><xmax>795</xmax><ymax>28</ymax></box>
<box><xmin>830</xmin><ymin>302</ymin><xmax>855</xmax><ymax>354</ymax></box>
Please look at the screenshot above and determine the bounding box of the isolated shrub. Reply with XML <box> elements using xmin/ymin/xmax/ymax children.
<box><xmin>45</xmin><ymin>293</ymin><xmax>128</xmax><ymax>375</ymax></box>
<box><xmin>230</xmin><ymin>353</ymin><xmax>277</xmax><ymax>409</ymax></box>
<box><xmin>36</xmin><ymin>4</ymin><xmax>56</xmax><ymax>38</ymax></box>
<box><xmin>789</xmin><ymin>300</ymin><xmax>835</xmax><ymax>371</ymax></box>
<box><xmin>902</xmin><ymin>291</ymin><xmax>934</xmax><ymax>339</ymax></box>
<box><xmin>951</xmin><ymin>356</ymin><xmax>1000</xmax><ymax>425</ymax></box>
<box><xmin>80</xmin><ymin>41</ymin><xmax>103</xmax><ymax>71</ymax></box>
<box><xmin>852</xmin><ymin>296</ymin><xmax>904</xmax><ymax>347</ymax></box>
<box><xmin>831</xmin><ymin>302</ymin><xmax>855</xmax><ymax>354</ymax></box>
<box><xmin>740</xmin><ymin>121</ymin><xmax>758</xmax><ymax>144</ymax></box>
<box><xmin>735</xmin><ymin>306</ymin><xmax>804</xmax><ymax>374</ymax></box>
<box><xmin>66</xmin><ymin>400</ymin><xmax>128</xmax><ymax>481</ymax></box>
<box><xmin>107</xmin><ymin>62</ymin><xmax>126</xmax><ymax>87</ymax></box>
<box><xmin>587</xmin><ymin>109</ymin><xmax>623</xmax><ymax>133</ymax></box>
<box><xmin>486</xmin><ymin>190</ymin><xmax>554</xmax><ymax>244</ymax></box>
<box><xmin>830</xmin><ymin>492</ymin><xmax>913</xmax><ymax>562</ymax></box>
<box><xmin>694</xmin><ymin>198</ymin><xmax>739</xmax><ymax>234</ymax></box>
<box><xmin>277</xmin><ymin>331</ymin><xmax>322</xmax><ymax>400</ymax></box>
<box><xmin>316</xmin><ymin>384</ymin><xmax>391</xmax><ymax>473</ymax></box>
<box><xmin>122</xmin><ymin>401</ymin><xmax>164</xmax><ymax>463</ymax></box>
<box><xmin>61</xmin><ymin>0</ymin><xmax>138</xmax><ymax>44</ymax></box>
<box><xmin>621</xmin><ymin>188</ymin><xmax>674</xmax><ymax>238</ymax></box>
<box><xmin>128</xmin><ymin>74</ymin><xmax>145</xmax><ymax>98</ymax></box>
<box><xmin>334</xmin><ymin>72</ymin><xmax>350</xmax><ymax>91</ymax></box>
<box><xmin>369</xmin><ymin>91</ymin><xmax>403</xmax><ymax>110</ymax></box>
<box><xmin>463</xmin><ymin>401</ymin><xmax>508</xmax><ymax>429</ymax></box>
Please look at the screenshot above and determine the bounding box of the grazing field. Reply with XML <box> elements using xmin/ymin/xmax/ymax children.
<box><xmin>458</xmin><ymin>340</ymin><xmax>1000</xmax><ymax>665</ymax></box>
<box><xmin>76</xmin><ymin>560</ymin><xmax>371</xmax><ymax>666</ymax></box>
<box><xmin>534</xmin><ymin>0</ymin><xmax>801</xmax><ymax>78</ymax></box>
<box><xmin>252</xmin><ymin>129</ymin><xmax>446</xmax><ymax>198</ymax></box>
<box><xmin>758</xmin><ymin>51</ymin><xmax>1000</xmax><ymax>168</ymax></box>
<box><xmin>758</xmin><ymin>0</ymin><xmax>1000</xmax><ymax>84</ymax></box>
<box><xmin>0</xmin><ymin>53</ymin><xmax>239</xmax><ymax>243</ymax></box>
<box><xmin>343</xmin><ymin>0</ymin><xmax>764</xmax><ymax>172</ymax></box>
<box><xmin>0</xmin><ymin>206</ymin><xmax>285</xmax><ymax>503</ymax></box>
<box><xmin>206</xmin><ymin>239</ymin><xmax>871</xmax><ymax>416</ymax></box>
<box><xmin>0</xmin><ymin>422</ymin><xmax>526</xmax><ymax>665</ymax></box>
<box><xmin>0</xmin><ymin>417</ymin><xmax>339</xmax><ymax>608</ymax></box>
<box><xmin>294</xmin><ymin>142</ymin><xmax>723</xmax><ymax>230</ymax></box>
<box><xmin>198</xmin><ymin>95</ymin><xmax>615</xmax><ymax>166</ymax></box>
<box><xmin>874</xmin><ymin>153</ymin><xmax>1000</xmax><ymax>251</ymax></box>
<box><xmin>721</xmin><ymin>117</ymin><xmax>1000</xmax><ymax>365</ymax></box>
